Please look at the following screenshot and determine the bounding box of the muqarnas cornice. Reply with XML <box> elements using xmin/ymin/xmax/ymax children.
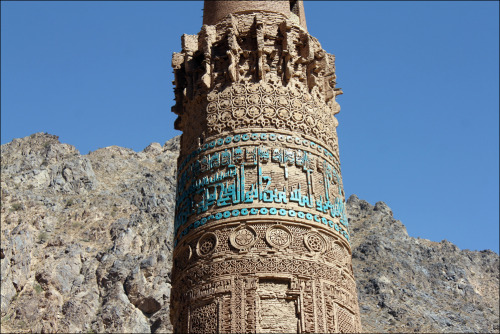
<box><xmin>172</xmin><ymin>12</ymin><xmax>343</xmax><ymax>157</ymax></box>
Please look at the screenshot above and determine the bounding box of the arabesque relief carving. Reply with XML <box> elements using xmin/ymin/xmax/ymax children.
<box><xmin>172</xmin><ymin>12</ymin><xmax>342</xmax><ymax>159</ymax></box>
<box><xmin>171</xmin><ymin>5</ymin><xmax>362</xmax><ymax>333</ymax></box>
<box><xmin>204</xmin><ymin>81</ymin><xmax>340</xmax><ymax>152</ymax></box>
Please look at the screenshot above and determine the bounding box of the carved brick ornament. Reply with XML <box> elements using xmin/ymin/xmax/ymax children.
<box><xmin>230</xmin><ymin>225</ymin><xmax>258</xmax><ymax>251</ymax></box>
<box><xmin>170</xmin><ymin>2</ymin><xmax>362</xmax><ymax>332</ymax></box>
<box><xmin>266</xmin><ymin>225</ymin><xmax>292</xmax><ymax>249</ymax></box>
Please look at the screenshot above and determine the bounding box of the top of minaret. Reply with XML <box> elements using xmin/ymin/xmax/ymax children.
<box><xmin>203</xmin><ymin>0</ymin><xmax>307</xmax><ymax>31</ymax></box>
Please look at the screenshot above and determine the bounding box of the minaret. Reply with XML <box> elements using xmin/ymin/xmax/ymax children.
<box><xmin>171</xmin><ymin>1</ymin><xmax>362</xmax><ymax>332</ymax></box>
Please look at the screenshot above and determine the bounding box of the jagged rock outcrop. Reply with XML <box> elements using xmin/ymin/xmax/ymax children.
<box><xmin>1</xmin><ymin>133</ymin><xmax>498</xmax><ymax>333</ymax></box>
<box><xmin>1</xmin><ymin>133</ymin><xmax>177</xmax><ymax>333</ymax></box>
<box><xmin>348</xmin><ymin>195</ymin><xmax>499</xmax><ymax>333</ymax></box>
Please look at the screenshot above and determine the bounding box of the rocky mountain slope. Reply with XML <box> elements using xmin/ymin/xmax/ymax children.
<box><xmin>1</xmin><ymin>133</ymin><xmax>498</xmax><ymax>333</ymax></box>
<box><xmin>348</xmin><ymin>196</ymin><xmax>498</xmax><ymax>333</ymax></box>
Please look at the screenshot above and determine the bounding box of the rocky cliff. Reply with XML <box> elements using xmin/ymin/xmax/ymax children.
<box><xmin>348</xmin><ymin>196</ymin><xmax>499</xmax><ymax>333</ymax></box>
<box><xmin>1</xmin><ymin>133</ymin><xmax>498</xmax><ymax>333</ymax></box>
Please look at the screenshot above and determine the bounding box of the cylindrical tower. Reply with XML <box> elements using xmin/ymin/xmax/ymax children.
<box><xmin>171</xmin><ymin>1</ymin><xmax>362</xmax><ymax>332</ymax></box>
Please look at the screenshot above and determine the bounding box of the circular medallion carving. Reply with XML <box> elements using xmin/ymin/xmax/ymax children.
<box><xmin>277</xmin><ymin>108</ymin><xmax>290</xmax><ymax>120</ymax></box>
<box><xmin>292</xmin><ymin>110</ymin><xmax>304</xmax><ymax>122</ymax></box>
<box><xmin>196</xmin><ymin>232</ymin><xmax>218</xmax><ymax>257</ymax></box>
<box><xmin>291</xmin><ymin>98</ymin><xmax>302</xmax><ymax>109</ymax></box>
<box><xmin>220</xmin><ymin>111</ymin><xmax>232</xmax><ymax>122</ymax></box>
<box><xmin>233</xmin><ymin>95</ymin><xmax>246</xmax><ymax>106</ymax></box>
<box><xmin>277</xmin><ymin>96</ymin><xmax>289</xmax><ymax>107</ymax></box>
<box><xmin>230</xmin><ymin>225</ymin><xmax>257</xmax><ymax>251</ymax></box>
<box><xmin>261</xmin><ymin>95</ymin><xmax>274</xmax><ymax>105</ymax></box>
<box><xmin>305</xmin><ymin>115</ymin><xmax>315</xmax><ymax>126</ymax></box>
<box><xmin>265</xmin><ymin>225</ymin><xmax>292</xmax><ymax>249</ymax></box>
<box><xmin>247</xmin><ymin>106</ymin><xmax>262</xmax><ymax>118</ymax></box>
<box><xmin>233</xmin><ymin>107</ymin><xmax>246</xmax><ymax>119</ymax></box>
<box><xmin>262</xmin><ymin>106</ymin><xmax>276</xmax><ymax>118</ymax></box>
<box><xmin>247</xmin><ymin>94</ymin><xmax>260</xmax><ymax>105</ymax></box>
<box><xmin>207</xmin><ymin>102</ymin><xmax>218</xmax><ymax>113</ymax></box>
<box><xmin>219</xmin><ymin>99</ymin><xmax>231</xmax><ymax>109</ymax></box>
<box><xmin>304</xmin><ymin>232</ymin><xmax>326</xmax><ymax>253</ymax></box>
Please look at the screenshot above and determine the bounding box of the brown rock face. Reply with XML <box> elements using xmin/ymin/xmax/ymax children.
<box><xmin>0</xmin><ymin>133</ymin><xmax>178</xmax><ymax>333</ymax></box>
<box><xmin>347</xmin><ymin>195</ymin><xmax>500</xmax><ymax>333</ymax></box>
<box><xmin>171</xmin><ymin>2</ymin><xmax>361</xmax><ymax>332</ymax></box>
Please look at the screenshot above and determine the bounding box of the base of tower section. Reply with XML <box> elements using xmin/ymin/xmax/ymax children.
<box><xmin>171</xmin><ymin>273</ymin><xmax>362</xmax><ymax>333</ymax></box>
<box><xmin>170</xmin><ymin>220</ymin><xmax>362</xmax><ymax>333</ymax></box>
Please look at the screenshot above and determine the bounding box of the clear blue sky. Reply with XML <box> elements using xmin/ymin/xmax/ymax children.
<box><xmin>1</xmin><ymin>1</ymin><xmax>498</xmax><ymax>253</ymax></box>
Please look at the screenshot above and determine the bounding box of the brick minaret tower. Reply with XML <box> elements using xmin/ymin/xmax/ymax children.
<box><xmin>171</xmin><ymin>1</ymin><xmax>362</xmax><ymax>332</ymax></box>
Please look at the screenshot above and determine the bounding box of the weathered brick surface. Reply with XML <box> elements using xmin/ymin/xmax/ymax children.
<box><xmin>170</xmin><ymin>2</ymin><xmax>360</xmax><ymax>332</ymax></box>
<box><xmin>203</xmin><ymin>0</ymin><xmax>307</xmax><ymax>30</ymax></box>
